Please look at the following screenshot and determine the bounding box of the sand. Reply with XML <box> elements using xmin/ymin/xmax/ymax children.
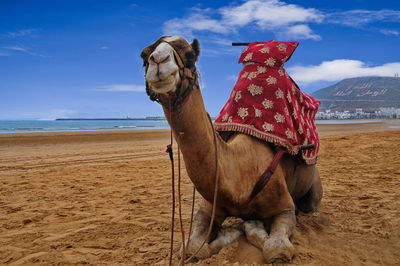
<box><xmin>0</xmin><ymin>120</ymin><xmax>399</xmax><ymax>265</ymax></box>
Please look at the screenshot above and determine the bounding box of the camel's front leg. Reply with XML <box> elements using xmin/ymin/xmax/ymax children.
<box><xmin>244</xmin><ymin>210</ymin><xmax>296</xmax><ymax>263</ymax></box>
<box><xmin>184</xmin><ymin>199</ymin><xmax>231</xmax><ymax>260</ymax></box>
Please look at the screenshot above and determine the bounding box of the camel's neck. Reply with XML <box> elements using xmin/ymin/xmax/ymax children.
<box><xmin>163</xmin><ymin>89</ymin><xmax>219</xmax><ymax>202</ymax></box>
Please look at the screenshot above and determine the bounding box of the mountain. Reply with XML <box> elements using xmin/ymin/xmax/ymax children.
<box><xmin>312</xmin><ymin>76</ymin><xmax>400</xmax><ymax>112</ymax></box>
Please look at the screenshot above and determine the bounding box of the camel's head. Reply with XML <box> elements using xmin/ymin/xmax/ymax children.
<box><xmin>141</xmin><ymin>36</ymin><xmax>200</xmax><ymax>105</ymax></box>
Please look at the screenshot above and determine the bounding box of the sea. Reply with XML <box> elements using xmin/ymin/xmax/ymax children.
<box><xmin>0</xmin><ymin>120</ymin><xmax>170</xmax><ymax>133</ymax></box>
<box><xmin>0</xmin><ymin>119</ymin><xmax>385</xmax><ymax>134</ymax></box>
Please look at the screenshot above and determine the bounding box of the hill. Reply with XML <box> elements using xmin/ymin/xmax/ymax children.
<box><xmin>312</xmin><ymin>76</ymin><xmax>400</xmax><ymax>111</ymax></box>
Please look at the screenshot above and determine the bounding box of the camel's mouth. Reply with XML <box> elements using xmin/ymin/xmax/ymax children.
<box><xmin>147</xmin><ymin>72</ymin><xmax>178</xmax><ymax>94</ymax></box>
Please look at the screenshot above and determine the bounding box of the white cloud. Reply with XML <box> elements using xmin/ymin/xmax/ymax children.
<box><xmin>5</xmin><ymin>45</ymin><xmax>28</xmax><ymax>52</ymax></box>
<box><xmin>162</xmin><ymin>0</ymin><xmax>322</xmax><ymax>40</ymax></box>
<box><xmin>220</xmin><ymin>0</ymin><xmax>323</xmax><ymax>28</ymax></box>
<box><xmin>100</xmin><ymin>46</ymin><xmax>109</xmax><ymax>50</ymax></box>
<box><xmin>162</xmin><ymin>1</ymin><xmax>400</xmax><ymax>41</ymax></box>
<box><xmin>380</xmin><ymin>29</ymin><xmax>400</xmax><ymax>36</ymax></box>
<box><xmin>163</xmin><ymin>13</ymin><xmax>229</xmax><ymax>38</ymax></box>
<box><xmin>327</xmin><ymin>9</ymin><xmax>400</xmax><ymax>27</ymax></box>
<box><xmin>3</xmin><ymin>28</ymin><xmax>37</xmax><ymax>38</ymax></box>
<box><xmin>281</xmin><ymin>24</ymin><xmax>321</xmax><ymax>40</ymax></box>
<box><xmin>96</xmin><ymin>84</ymin><xmax>145</xmax><ymax>92</ymax></box>
<box><xmin>288</xmin><ymin>59</ymin><xmax>400</xmax><ymax>84</ymax></box>
<box><xmin>3</xmin><ymin>45</ymin><xmax>44</xmax><ymax>57</ymax></box>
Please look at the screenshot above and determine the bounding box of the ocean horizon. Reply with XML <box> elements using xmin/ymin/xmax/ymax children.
<box><xmin>0</xmin><ymin>119</ymin><xmax>170</xmax><ymax>133</ymax></box>
<box><xmin>0</xmin><ymin>119</ymin><xmax>385</xmax><ymax>134</ymax></box>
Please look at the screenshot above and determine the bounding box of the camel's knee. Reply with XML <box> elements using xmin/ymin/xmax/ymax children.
<box><xmin>184</xmin><ymin>200</ymin><xmax>227</xmax><ymax>260</ymax></box>
<box><xmin>297</xmin><ymin>170</ymin><xmax>323</xmax><ymax>213</ymax></box>
<box><xmin>191</xmin><ymin>200</ymin><xmax>226</xmax><ymax>240</ymax></box>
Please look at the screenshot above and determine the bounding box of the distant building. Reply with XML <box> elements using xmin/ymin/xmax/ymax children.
<box><xmin>316</xmin><ymin>107</ymin><xmax>400</xmax><ymax>119</ymax></box>
<box><xmin>374</xmin><ymin>107</ymin><xmax>400</xmax><ymax>119</ymax></box>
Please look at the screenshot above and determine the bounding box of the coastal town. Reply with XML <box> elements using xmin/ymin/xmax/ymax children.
<box><xmin>316</xmin><ymin>107</ymin><xmax>400</xmax><ymax>120</ymax></box>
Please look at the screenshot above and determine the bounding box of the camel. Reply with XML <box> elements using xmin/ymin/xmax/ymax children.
<box><xmin>140</xmin><ymin>36</ymin><xmax>323</xmax><ymax>263</ymax></box>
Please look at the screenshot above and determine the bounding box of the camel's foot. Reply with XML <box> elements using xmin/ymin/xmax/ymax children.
<box><xmin>183</xmin><ymin>239</ymin><xmax>212</xmax><ymax>260</ymax></box>
<box><xmin>209</xmin><ymin>227</ymin><xmax>243</xmax><ymax>251</ymax></box>
<box><xmin>183</xmin><ymin>227</ymin><xmax>243</xmax><ymax>261</ymax></box>
<box><xmin>243</xmin><ymin>220</ymin><xmax>267</xmax><ymax>249</ymax></box>
<box><xmin>263</xmin><ymin>236</ymin><xmax>294</xmax><ymax>264</ymax></box>
<box><xmin>243</xmin><ymin>219</ymin><xmax>294</xmax><ymax>264</ymax></box>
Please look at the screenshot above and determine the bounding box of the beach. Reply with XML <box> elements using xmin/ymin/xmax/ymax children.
<box><xmin>1</xmin><ymin>121</ymin><xmax>399</xmax><ymax>265</ymax></box>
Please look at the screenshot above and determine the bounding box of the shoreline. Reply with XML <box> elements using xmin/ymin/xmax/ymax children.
<box><xmin>0</xmin><ymin>120</ymin><xmax>399</xmax><ymax>142</ymax></box>
<box><xmin>1</xmin><ymin>119</ymin><xmax>399</xmax><ymax>135</ymax></box>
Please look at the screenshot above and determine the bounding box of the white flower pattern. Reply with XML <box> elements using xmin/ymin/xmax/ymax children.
<box><xmin>262</xmin><ymin>99</ymin><xmax>273</xmax><ymax>109</ymax></box>
<box><xmin>292</xmin><ymin>111</ymin><xmax>298</xmax><ymax>120</ymax></box>
<box><xmin>257</xmin><ymin>66</ymin><xmax>266</xmax><ymax>74</ymax></box>
<box><xmin>274</xmin><ymin>112</ymin><xmax>285</xmax><ymax>123</ymax></box>
<box><xmin>266</xmin><ymin>76</ymin><xmax>277</xmax><ymax>85</ymax></box>
<box><xmin>297</xmin><ymin>126</ymin><xmax>303</xmax><ymax>134</ymax></box>
<box><xmin>275</xmin><ymin>88</ymin><xmax>284</xmax><ymax>99</ymax></box>
<box><xmin>234</xmin><ymin>91</ymin><xmax>242</xmax><ymax>102</ymax></box>
<box><xmin>237</xmin><ymin>108</ymin><xmax>248</xmax><ymax>119</ymax></box>
<box><xmin>248</xmin><ymin>84</ymin><xmax>263</xmax><ymax>96</ymax></box>
<box><xmin>286</xmin><ymin>92</ymin><xmax>292</xmax><ymax>103</ymax></box>
<box><xmin>291</xmin><ymin>84</ymin><xmax>296</xmax><ymax>94</ymax></box>
<box><xmin>277</xmin><ymin>43</ymin><xmax>288</xmax><ymax>52</ymax></box>
<box><xmin>254</xmin><ymin>107</ymin><xmax>262</xmax><ymax>117</ymax></box>
<box><xmin>265</xmin><ymin>57</ymin><xmax>276</xmax><ymax>67</ymax></box>
<box><xmin>247</xmin><ymin>72</ymin><xmax>257</xmax><ymax>80</ymax></box>
<box><xmin>260</xmin><ymin>47</ymin><xmax>270</xmax><ymax>53</ymax></box>
<box><xmin>285</xmin><ymin>129</ymin><xmax>294</xmax><ymax>139</ymax></box>
<box><xmin>262</xmin><ymin>122</ymin><xmax>274</xmax><ymax>132</ymax></box>
<box><xmin>243</xmin><ymin>52</ymin><xmax>253</xmax><ymax>61</ymax></box>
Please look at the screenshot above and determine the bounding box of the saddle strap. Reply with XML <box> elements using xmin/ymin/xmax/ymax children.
<box><xmin>245</xmin><ymin>143</ymin><xmax>315</xmax><ymax>205</ymax></box>
<box><xmin>246</xmin><ymin>149</ymin><xmax>285</xmax><ymax>204</ymax></box>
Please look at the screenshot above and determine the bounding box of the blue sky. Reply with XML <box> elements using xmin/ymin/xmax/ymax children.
<box><xmin>1</xmin><ymin>0</ymin><xmax>399</xmax><ymax>119</ymax></box>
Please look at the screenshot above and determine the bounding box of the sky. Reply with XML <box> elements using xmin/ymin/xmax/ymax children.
<box><xmin>1</xmin><ymin>0</ymin><xmax>399</xmax><ymax>119</ymax></box>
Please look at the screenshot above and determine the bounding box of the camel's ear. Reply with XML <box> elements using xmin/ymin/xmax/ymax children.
<box><xmin>140</xmin><ymin>48</ymin><xmax>151</xmax><ymax>67</ymax></box>
<box><xmin>191</xmin><ymin>39</ymin><xmax>200</xmax><ymax>62</ymax></box>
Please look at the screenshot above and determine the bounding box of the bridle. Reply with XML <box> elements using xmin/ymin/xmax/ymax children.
<box><xmin>143</xmin><ymin>40</ymin><xmax>200</xmax><ymax>112</ymax></box>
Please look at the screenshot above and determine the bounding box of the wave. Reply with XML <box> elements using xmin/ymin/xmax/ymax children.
<box><xmin>114</xmin><ymin>126</ymin><xmax>137</xmax><ymax>129</ymax></box>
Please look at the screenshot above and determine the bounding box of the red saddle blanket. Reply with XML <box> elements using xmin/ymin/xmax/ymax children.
<box><xmin>214</xmin><ymin>41</ymin><xmax>320</xmax><ymax>164</ymax></box>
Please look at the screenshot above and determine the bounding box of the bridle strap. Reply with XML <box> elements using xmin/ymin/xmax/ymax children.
<box><xmin>184</xmin><ymin>113</ymin><xmax>219</xmax><ymax>263</ymax></box>
<box><xmin>171</xmin><ymin>47</ymin><xmax>184</xmax><ymax>69</ymax></box>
